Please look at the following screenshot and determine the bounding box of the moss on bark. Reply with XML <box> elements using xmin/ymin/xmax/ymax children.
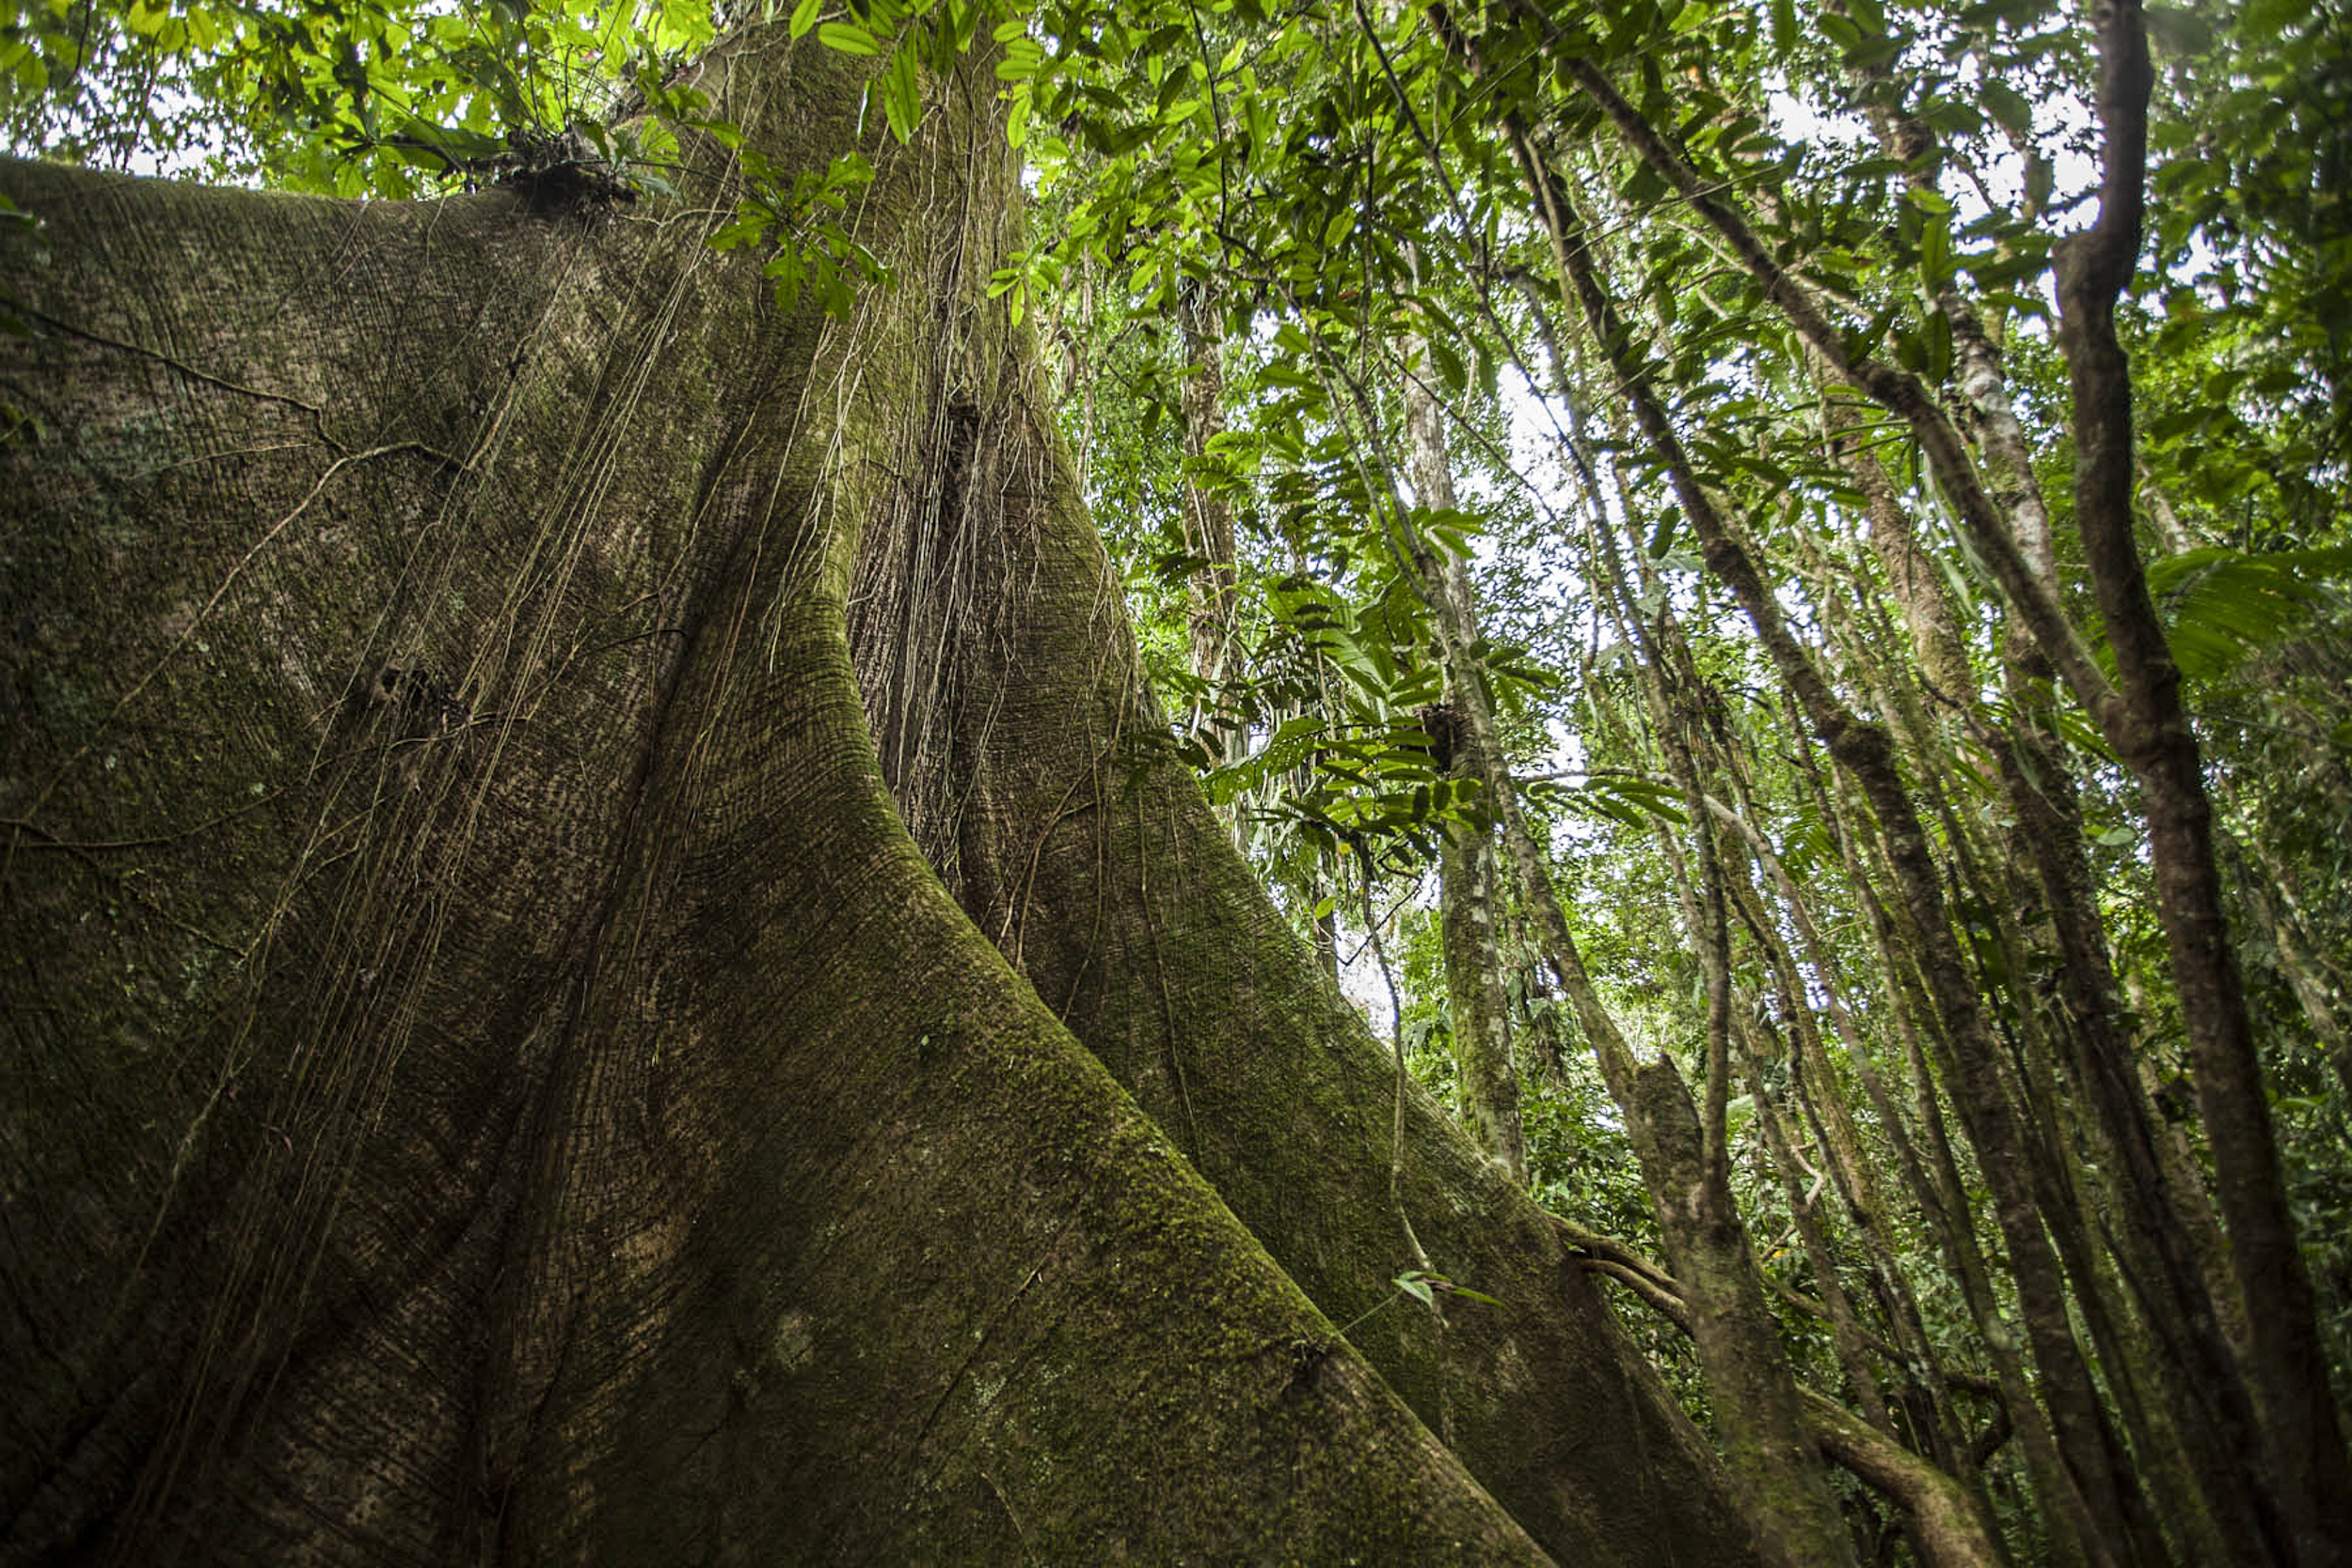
<box><xmin>2</xmin><ymin>23</ymin><xmax>1756</xmax><ymax>1564</ymax></box>
<box><xmin>890</xmin><ymin>407</ymin><xmax>1756</xmax><ymax>1564</ymax></box>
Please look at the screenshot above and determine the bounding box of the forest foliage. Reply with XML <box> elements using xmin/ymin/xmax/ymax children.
<box><xmin>6</xmin><ymin>0</ymin><xmax>2350</xmax><ymax>1560</ymax></box>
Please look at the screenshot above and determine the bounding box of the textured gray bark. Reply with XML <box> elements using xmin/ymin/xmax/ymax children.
<box><xmin>0</xmin><ymin>26</ymin><xmax>1758</xmax><ymax>1565</ymax></box>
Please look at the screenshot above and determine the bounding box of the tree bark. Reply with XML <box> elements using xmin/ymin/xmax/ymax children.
<box><xmin>1803</xmin><ymin>1389</ymin><xmax>2006</xmax><ymax>1568</ymax></box>
<box><xmin>1371</xmin><ymin>314</ymin><xmax>1851</xmax><ymax>1563</ymax></box>
<box><xmin>1400</xmin><ymin>325</ymin><xmax>1524</xmax><ymax>1180</ymax></box>
<box><xmin>2056</xmin><ymin>13</ymin><xmax>2352</xmax><ymax>1558</ymax></box>
<box><xmin>0</xmin><ymin>25</ymin><xmax>1759</xmax><ymax>1565</ymax></box>
<box><xmin>1519</xmin><ymin>123</ymin><xmax>2148</xmax><ymax>1565</ymax></box>
<box><xmin>1175</xmin><ymin>279</ymin><xmax>1241</xmax><ymax>708</ymax></box>
<box><xmin>1555</xmin><ymin>21</ymin><xmax>2349</xmax><ymax>1554</ymax></box>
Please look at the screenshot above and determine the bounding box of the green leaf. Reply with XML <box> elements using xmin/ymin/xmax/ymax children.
<box><xmin>1428</xmin><ymin>336</ymin><xmax>1467</xmax><ymax>393</ymax></box>
<box><xmin>1981</xmin><ymin>80</ymin><xmax>2033</xmax><ymax>139</ymax></box>
<box><xmin>1921</xmin><ymin>218</ymin><xmax>1952</xmax><ymax>289</ymax></box>
<box><xmin>788</xmin><ymin>0</ymin><xmax>823</xmax><ymax>38</ymax></box>
<box><xmin>2144</xmin><ymin>5</ymin><xmax>2214</xmax><ymax>55</ymax></box>
<box><xmin>2133</xmin><ymin>546</ymin><xmax>2352</xmax><ymax>683</ymax></box>
<box><xmin>996</xmin><ymin>38</ymin><xmax>1043</xmax><ymax>78</ymax></box>
<box><xmin>1646</xmin><ymin>505</ymin><xmax>1680</xmax><ymax>558</ymax></box>
<box><xmin>882</xmin><ymin>38</ymin><xmax>919</xmax><ymax>141</ymax></box>
<box><xmin>1204</xmin><ymin>714</ymin><xmax>1327</xmax><ymax>805</ymax></box>
<box><xmin>711</xmin><ymin>212</ymin><xmax>771</xmax><ymax>249</ymax></box>
<box><xmin>1434</xmin><ymin>1280</ymin><xmax>1503</xmax><ymax>1307</ymax></box>
<box><xmin>596</xmin><ymin>0</ymin><xmax>641</xmax><ymax>73</ymax></box>
<box><xmin>818</xmin><ymin>19</ymin><xmax>881</xmax><ymax>54</ymax></box>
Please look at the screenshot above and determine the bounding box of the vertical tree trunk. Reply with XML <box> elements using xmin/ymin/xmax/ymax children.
<box><xmin>1176</xmin><ymin>279</ymin><xmax>1241</xmax><ymax>710</ymax></box>
<box><xmin>1401</xmin><ymin>323</ymin><xmax>1524</xmax><ymax>1180</ymax></box>
<box><xmin>0</xmin><ymin>27</ymin><xmax>1766</xmax><ymax>1561</ymax></box>
<box><xmin>1370</xmin><ymin>374</ymin><xmax>1855</xmax><ymax>1563</ymax></box>
<box><xmin>1437</xmin><ymin>797</ymin><xmax>1527</xmax><ymax>1179</ymax></box>
<box><xmin>2057</xmin><ymin>12</ymin><xmax>2351</xmax><ymax>1557</ymax></box>
<box><xmin>1519</xmin><ymin>121</ymin><xmax>2153</xmax><ymax>1562</ymax></box>
<box><xmin>1548</xmin><ymin>17</ymin><xmax>2347</xmax><ymax>1550</ymax></box>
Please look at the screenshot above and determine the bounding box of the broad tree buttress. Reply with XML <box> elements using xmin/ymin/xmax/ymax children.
<box><xmin>0</xmin><ymin>27</ymin><xmax>1756</xmax><ymax>1562</ymax></box>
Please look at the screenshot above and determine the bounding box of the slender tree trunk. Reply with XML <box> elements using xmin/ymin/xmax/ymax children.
<box><xmin>1374</xmin><ymin>414</ymin><xmax>1855</xmax><ymax>1565</ymax></box>
<box><xmin>1363</xmin><ymin>457</ymin><xmax>1852</xmax><ymax>1564</ymax></box>
<box><xmin>1175</xmin><ymin>279</ymin><xmax>1241</xmax><ymax>717</ymax></box>
<box><xmin>2227</xmin><ymin>835</ymin><xmax>2352</xmax><ymax>1096</ymax></box>
<box><xmin>2057</xmin><ymin>13</ymin><xmax>2351</xmax><ymax>1557</ymax></box>
<box><xmin>1548</xmin><ymin>16</ymin><xmax>2350</xmax><ymax>1549</ymax></box>
<box><xmin>1518</xmin><ymin>120</ymin><xmax>2155</xmax><ymax>1563</ymax></box>
<box><xmin>1810</xmin><ymin>354</ymin><xmax>1975</xmax><ymax>705</ymax></box>
<box><xmin>1804</xmin><ymin>367</ymin><xmax>2278</xmax><ymax>1564</ymax></box>
<box><xmin>1714</xmin><ymin>800</ymin><xmax>1979</xmax><ymax>1493</ymax></box>
<box><xmin>1821</xmin><ymin>777</ymin><xmax>2101</xmax><ymax>1568</ymax></box>
<box><xmin>1739</xmin><ymin>1017</ymin><xmax>1891</xmax><ymax>1437</ymax></box>
<box><xmin>1436</xmin><ymin>800</ymin><xmax>1526</xmax><ymax>1179</ymax></box>
<box><xmin>1989</xmin><ymin>731</ymin><xmax>2278</xmax><ymax>1565</ymax></box>
<box><xmin>1400</xmin><ymin>322</ymin><xmax>1523</xmax><ymax>1180</ymax></box>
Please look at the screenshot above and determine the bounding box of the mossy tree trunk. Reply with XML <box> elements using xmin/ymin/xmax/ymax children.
<box><xmin>0</xmin><ymin>26</ymin><xmax>1757</xmax><ymax>1565</ymax></box>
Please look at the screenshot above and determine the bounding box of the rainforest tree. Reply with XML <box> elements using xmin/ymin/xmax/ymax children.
<box><xmin>1018</xmin><ymin>0</ymin><xmax>2350</xmax><ymax>1563</ymax></box>
<box><xmin>8</xmin><ymin>0</ymin><xmax>2352</xmax><ymax>1562</ymax></box>
<box><xmin>0</xmin><ymin>8</ymin><xmax>1760</xmax><ymax>1562</ymax></box>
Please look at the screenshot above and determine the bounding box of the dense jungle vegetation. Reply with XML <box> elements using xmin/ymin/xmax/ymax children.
<box><xmin>5</xmin><ymin>0</ymin><xmax>2349</xmax><ymax>1560</ymax></box>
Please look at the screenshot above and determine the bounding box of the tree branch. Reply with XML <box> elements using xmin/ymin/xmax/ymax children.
<box><xmin>1550</xmin><ymin>51</ymin><xmax>2125</xmax><ymax>742</ymax></box>
<box><xmin>1802</xmin><ymin>1388</ymin><xmax>2004</xmax><ymax>1568</ymax></box>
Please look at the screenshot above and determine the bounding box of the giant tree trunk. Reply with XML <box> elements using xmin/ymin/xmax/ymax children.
<box><xmin>0</xmin><ymin>27</ymin><xmax>1756</xmax><ymax>1564</ymax></box>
